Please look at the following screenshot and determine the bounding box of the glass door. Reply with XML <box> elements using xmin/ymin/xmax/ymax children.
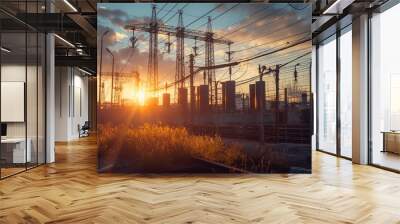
<box><xmin>370</xmin><ymin>3</ymin><xmax>400</xmax><ymax>171</ymax></box>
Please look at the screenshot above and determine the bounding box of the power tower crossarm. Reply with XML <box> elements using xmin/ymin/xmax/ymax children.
<box><xmin>124</xmin><ymin>24</ymin><xmax>232</xmax><ymax>45</ymax></box>
<box><xmin>148</xmin><ymin>61</ymin><xmax>238</xmax><ymax>92</ymax></box>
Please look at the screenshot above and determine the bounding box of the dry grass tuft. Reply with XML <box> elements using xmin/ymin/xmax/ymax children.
<box><xmin>98</xmin><ymin>123</ymin><xmax>246</xmax><ymax>171</ymax></box>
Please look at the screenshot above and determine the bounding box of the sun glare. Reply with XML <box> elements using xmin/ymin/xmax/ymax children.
<box><xmin>138</xmin><ymin>89</ymin><xmax>146</xmax><ymax>106</ymax></box>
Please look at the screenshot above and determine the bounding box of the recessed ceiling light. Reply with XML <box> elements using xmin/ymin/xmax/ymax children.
<box><xmin>323</xmin><ymin>0</ymin><xmax>354</xmax><ymax>15</ymax></box>
<box><xmin>63</xmin><ymin>0</ymin><xmax>78</xmax><ymax>12</ymax></box>
<box><xmin>1</xmin><ymin>47</ymin><xmax>11</xmax><ymax>53</ymax></box>
<box><xmin>54</xmin><ymin>34</ymin><xmax>75</xmax><ymax>48</ymax></box>
<box><xmin>78</xmin><ymin>67</ymin><xmax>93</xmax><ymax>76</ymax></box>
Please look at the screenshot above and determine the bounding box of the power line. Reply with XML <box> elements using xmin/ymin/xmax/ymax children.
<box><xmin>196</xmin><ymin>4</ymin><xmax>291</xmax><ymax>55</ymax></box>
<box><xmin>162</xmin><ymin>3</ymin><xmax>224</xmax><ymax>49</ymax></box>
<box><xmin>229</xmin><ymin>37</ymin><xmax>310</xmax><ymax>64</ymax></box>
<box><xmin>159</xmin><ymin>3</ymin><xmax>178</xmax><ymax>21</ymax></box>
<box><xmin>157</xmin><ymin>3</ymin><xmax>168</xmax><ymax>13</ymax></box>
<box><xmin>232</xmin><ymin>17</ymin><xmax>308</xmax><ymax>47</ymax></box>
<box><xmin>152</xmin><ymin>39</ymin><xmax>310</xmax><ymax>92</ymax></box>
<box><xmin>118</xmin><ymin>48</ymin><xmax>135</xmax><ymax>74</ymax></box>
<box><xmin>238</xmin><ymin>38</ymin><xmax>311</xmax><ymax>63</ymax></box>
<box><xmin>281</xmin><ymin>51</ymin><xmax>311</xmax><ymax>67</ymax></box>
<box><xmin>217</xmin><ymin>4</ymin><xmax>287</xmax><ymax>40</ymax></box>
<box><xmin>164</xmin><ymin>3</ymin><xmax>189</xmax><ymax>24</ymax></box>
<box><xmin>234</xmin><ymin>31</ymin><xmax>309</xmax><ymax>53</ymax></box>
<box><xmin>192</xmin><ymin>3</ymin><xmax>240</xmax><ymax>30</ymax></box>
<box><xmin>235</xmin><ymin>51</ymin><xmax>311</xmax><ymax>86</ymax></box>
<box><xmin>195</xmin><ymin>5</ymin><xmax>275</xmax><ymax>53</ymax></box>
<box><xmin>185</xmin><ymin>3</ymin><xmax>223</xmax><ymax>28</ymax></box>
<box><xmin>288</xmin><ymin>3</ymin><xmax>310</xmax><ymax>11</ymax></box>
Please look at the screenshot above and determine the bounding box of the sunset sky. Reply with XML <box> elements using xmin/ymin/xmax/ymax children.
<box><xmin>97</xmin><ymin>3</ymin><xmax>311</xmax><ymax>102</ymax></box>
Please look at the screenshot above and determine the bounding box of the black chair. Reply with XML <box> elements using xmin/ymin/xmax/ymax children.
<box><xmin>79</xmin><ymin>121</ymin><xmax>90</xmax><ymax>138</ymax></box>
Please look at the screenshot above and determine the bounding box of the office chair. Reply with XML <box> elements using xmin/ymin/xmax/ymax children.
<box><xmin>79</xmin><ymin>121</ymin><xmax>90</xmax><ymax>138</ymax></box>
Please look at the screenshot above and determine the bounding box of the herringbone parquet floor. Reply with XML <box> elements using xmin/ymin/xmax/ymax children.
<box><xmin>1</xmin><ymin>136</ymin><xmax>400</xmax><ymax>224</ymax></box>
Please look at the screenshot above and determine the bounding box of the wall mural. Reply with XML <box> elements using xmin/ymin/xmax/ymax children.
<box><xmin>97</xmin><ymin>3</ymin><xmax>312</xmax><ymax>173</ymax></box>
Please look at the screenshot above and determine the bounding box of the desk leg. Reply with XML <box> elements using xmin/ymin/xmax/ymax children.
<box><xmin>382</xmin><ymin>133</ymin><xmax>386</xmax><ymax>153</ymax></box>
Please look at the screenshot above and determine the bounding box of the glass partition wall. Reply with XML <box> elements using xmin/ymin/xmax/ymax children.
<box><xmin>0</xmin><ymin>2</ymin><xmax>46</xmax><ymax>179</ymax></box>
<box><xmin>317</xmin><ymin>35</ymin><xmax>337</xmax><ymax>155</ymax></box>
<box><xmin>339</xmin><ymin>26</ymin><xmax>352</xmax><ymax>159</ymax></box>
<box><xmin>370</xmin><ymin>3</ymin><xmax>400</xmax><ymax>171</ymax></box>
<box><xmin>316</xmin><ymin>25</ymin><xmax>352</xmax><ymax>159</ymax></box>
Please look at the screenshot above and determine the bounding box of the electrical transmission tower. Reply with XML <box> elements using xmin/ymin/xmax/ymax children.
<box><xmin>176</xmin><ymin>10</ymin><xmax>185</xmax><ymax>88</ymax></box>
<box><xmin>225</xmin><ymin>43</ymin><xmax>234</xmax><ymax>80</ymax></box>
<box><xmin>125</xmin><ymin>5</ymin><xmax>232</xmax><ymax>102</ymax></box>
<box><xmin>205</xmin><ymin>16</ymin><xmax>216</xmax><ymax>105</ymax></box>
<box><xmin>148</xmin><ymin>5</ymin><xmax>159</xmax><ymax>95</ymax></box>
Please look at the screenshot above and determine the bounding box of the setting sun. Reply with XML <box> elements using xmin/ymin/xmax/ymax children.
<box><xmin>137</xmin><ymin>89</ymin><xmax>146</xmax><ymax>106</ymax></box>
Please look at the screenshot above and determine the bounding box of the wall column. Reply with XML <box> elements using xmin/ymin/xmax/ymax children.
<box><xmin>352</xmin><ymin>14</ymin><xmax>369</xmax><ymax>164</ymax></box>
<box><xmin>46</xmin><ymin>31</ymin><xmax>55</xmax><ymax>163</ymax></box>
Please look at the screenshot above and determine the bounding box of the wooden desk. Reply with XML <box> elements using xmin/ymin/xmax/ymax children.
<box><xmin>1</xmin><ymin>138</ymin><xmax>31</xmax><ymax>163</ymax></box>
<box><xmin>382</xmin><ymin>131</ymin><xmax>400</xmax><ymax>154</ymax></box>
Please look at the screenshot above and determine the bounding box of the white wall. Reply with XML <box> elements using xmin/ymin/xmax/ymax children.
<box><xmin>55</xmin><ymin>67</ymin><xmax>89</xmax><ymax>141</ymax></box>
<box><xmin>1</xmin><ymin>65</ymin><xmax>42</xmax><ymax>137</ymax></box>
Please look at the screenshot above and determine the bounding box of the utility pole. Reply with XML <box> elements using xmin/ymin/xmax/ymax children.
<box><xmin>165</xmin><ymin>33</ymin><xmax>171</xmax><ymax>53</ymax></box>
<box><xmin>193</xmin><ymin>37</ymin><xmax>198</xmax><ymax>56</ymax></box>
<box><xmin>214</xmin><ymin>81</ymin><xmax>219</xmax><ymax>108</ymax></box>
<box><xmin>275</xmin><ymin>64</ymin><xmax>280</xmax><ymax>126</ymax></box>
<box><xmin>205</xmin><ymin>16</ymin><xmax>215</xmax><ymax>105</ymax></box>
<box><xmin>99</xmin><ymin>30</ymin><xmax>109</xmax><ymax>107</ymax></box>
<box><xmin>148</xmin><ymin>4</ymin><xmax>158</xmax><ymax>95</ymax></box>
<box><xmin>258</xmin><ymin>64</ymin><xmax>266</xmax><ymax>145</ymax></box>
<box><xmin>106</xmin><ymin>48</ymin><xmax>114</xmax><ymax>104</ymax></box>
<box><xmin>189</xmin><ymin>54</ymin><xmax>195</xmax><ymax>114</ymax></box>
<box><xmin>226</xmin><ymin>43</ymin><xmax>234</xmax><ymax>80</ymax></box>
<box><xmin>176</xmin><ymin>10</ymin><xmax>185</xmax><ymax>88</ymax></box>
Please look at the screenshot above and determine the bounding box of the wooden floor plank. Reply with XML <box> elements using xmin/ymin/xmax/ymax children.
<box><xmin>0</xmin><ymin>136</ymin><xmax>399</xmax><ymax>223</ymax></box>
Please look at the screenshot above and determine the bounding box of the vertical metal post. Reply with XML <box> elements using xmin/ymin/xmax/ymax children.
<box><xmin>367</xmin><ymin>11</ymin><xmax>373</xmax><ymax>165</ymax></box>
<box><xmin>111</xmin><ymin>53</ymin><xmax>114</xmax><ymax>104</ymax></box>
<box><xmin>258</xmin><ymin>66</ymin><xmax>265</xmax><ymax>145</ymax></box>
<box><xmin>0</xmin><ymin>22</ymin><xmax>2</xmax><ymax>178</ymax></box>
<box><xmin>189</xmin><ymin>54</ymin><xmax>195</xmax><ymax>114</ymax></box>
<box><xmin>205</xmin><ymin>16</ymin><xmax>215</xmax><ymax>106</ymax></box>
<box><xmin>99</xmin><ymin>30</ymin><xmax>109</xmax><ymax>106</ymax></box>
<box><xmin>148</xmin><ymin>4</ymin><xmax>158</xmax><ymax>96</ymax></box>
<box><xmin>214</xmin><ymin>81</ymin><xmax>218</xmax><ymax>107</ymax></box>
<box><xmin>176</xmin><ymin>10</ymin><xmax>185</xmax><ymax>89</ymax></box>
<box><xmin>275</xmin><ymin>65</ymin><xmax>280</xmax><ymax>142</ymax></box>
<box><xmin>316</xmin><ymin>44</ymin><xmax>320</xmax><ymax>150</ymax></box>
<box><xmin>275</xmin><ymin>64</ymin><xmax>280</xmax><ymax>124</ymax></box>
<box><xmin>336</xmin><ymin>29</ymin><xmax>341</xmax><ymax>156</ymax></box>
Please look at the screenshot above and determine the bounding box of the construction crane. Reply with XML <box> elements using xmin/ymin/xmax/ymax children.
<box><xmin>124</xmin><ymin>4</ymin><xmax>232</xmax><ymax>101</ymax></box>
